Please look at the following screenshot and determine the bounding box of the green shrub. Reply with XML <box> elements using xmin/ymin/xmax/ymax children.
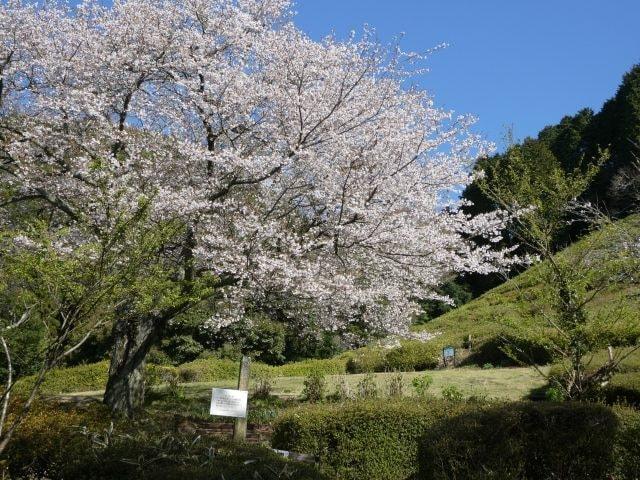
<box><xmin>345</xmin><ymin>342</ymin><xmax>439</xmax><ymax>374</ymax></box>
<box><xmin>418</xmin><ymin>402</ymin><xmax>640</xmax><ymax>480</ymax></box>
<box><xmin>272</xmin><ymin>357</ymin><xmax>347</xmax><ymax>377</ymax></box>
<box><xmin>145</xmin><ymin>364</ymin><xmax>179</xmax><ymax>387</ymax></box>
<box><xmin>544</xmin><ymin>386</ymin><xmax>565</xmax><ymax>402</ymax></box>
<box><xmin>0</xmin><ymin>318</ymin><xmax>46</xmax><ymax>382</ymax></box>
<box><xmin>14</xmin><ymin>361</ymin><xmax>111</xmax><ymax>395</ymax></box>
<box><xmin>411</xmin><ymin>374</ymin><xmax>433</xmax><ymax>397</ymax></box>
<box><xmin>273</xmin><ymin>399</ymin><xmax>640</xmax><ymax>480</ymax></box>
<box><xmin>327</xmin><ymin>375</ymin><xmax>350</xmax><ymax>402</ymax></box>
<box><xmin>302</xmin><ymin>371</ymin><xmax>327</xmax><ymax>403</ymax></box>
<box><xmin>252</xmin><ymin>371</ymin><xmax>274</xmax><ymax>399</ymax></box>
<box><xmin>177</xmin><ymin>358</ymin><xmax>245</xmax><ymax>383</ymax></box>
<box><xmin>441</xmin><ymin>384</ymin><xmax>464</xmax><ymax>402</ymax></box>
<box><xmin>198</xmin><ymin>315</ymin><xmax>287</xmax><ymax>365</ymax></box>
<box><xmin>272</xmin><ymin>399</ymin><xmax>468</xmax><ymax>480</ymax></box>
<box><xmin>345</xmin><ymin>347</ymin><xmax>387</xmax><ymax>373</ymax></box>
<box><xmin>160</xmin><ymin>335</ymin><xmax>204</xmax><ymax>365</ymax></box>
<box><xmin>384</xmin><ymin>341</ymin><xmax>439</xmax><ymax>371</ymax></box>
<box><xmin>15</xmin><ymin>355</ymin><xmax>348</xmax><ymax>396</ymax></box>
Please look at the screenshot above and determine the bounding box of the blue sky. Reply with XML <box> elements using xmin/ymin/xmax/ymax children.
<box><xmin>294</xmin><ymin>0</ymin><xmax>640</xmax><ymax>151</ymax></box>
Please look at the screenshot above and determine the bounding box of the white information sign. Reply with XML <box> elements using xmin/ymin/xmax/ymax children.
<box><xmin>209</xmin><ymin>388</ymin><xmax>248</xmax><ymax>418</ymax></box>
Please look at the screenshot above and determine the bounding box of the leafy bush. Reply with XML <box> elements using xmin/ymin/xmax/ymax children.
<box><xmin>197</xmin><ymin>315</ymin><xmax>287</xmax><ymax>365</ymax></box>
<box><xmin>160</xmin><ymin>335</ymin><xmax>204</xmax><ymax>365</ymax></box>
<box><xmin>345</xmin><ymin>347</ymin><xmax>387</xmax><ymax>373</ymax></box>
<box><xmin>14</xmin><ymin>361</ymin><xmax>111</xmax><ymax>395</ymax></box>
<box><xmin>6</xmin><ymin>402</ymin><xmax>327</xmax><ymax>480</ymax></box>
<box><xmin>441</xmin><ymin>385</ymin><xmax>464</xmax><ymax>402</ymax></box>
<box><xmin>272</xmin><ymin>399</ymin><xmax>467</xmax><ymax>480</ymax></box>
<box><xmin>273</xmin><ymin>399</ymin><xmax>640</xmax><ymax>480</ymax></box>
<box><xmin>177</xmin><ymin>358</ymin><xmax>246</xmax><ymax>383</ymax></box>
<box><xmin>327</xmin><ymin>376</ymin><xmax>350</xmax><ymax>402</ymax></box>
<box><xmin>345</xmin><ymin>342</ymin><xmax>439</xmax><ymax>374</ymax></box>
<box><xmin>302</xmin><ymin>371</ymin><xmax>326</xmax><ymax>403</ymax></box>
<box><xmin>252</xmin><ymin>372</ymin><xmax>274</xmax><ymax>399</ymax></box>
<box><xmin>15</xmin><ymin>355</ymin><xmax>348</xmax><ymax>396</ymax></box>
<box><xmin>272</xmin><ymin>357</ymin><xmax>347</xmax><ymax>377</ymax></box>
<box><xmin>384</xmin><ymin>341</ymin><xmax>439</xmax><ymax>371</ymax></box>
<box><xmin>145</xmin><ymin>364</ymin><xmax>180</xmax><ymax>388</ymax></box>
<box><xmin>418</xmin><ymin>402</ymin><xmax>640</xmax><ymax>480</ymax></box>
<box><xmin>411</xmin><ymin>374</ymin><xmax>433</xmax><ymax>397</ymax></box>
<box><xmin>0</xmin><ymin>319</ymin><xmax>45</xmax><ymax>382</ymax></box>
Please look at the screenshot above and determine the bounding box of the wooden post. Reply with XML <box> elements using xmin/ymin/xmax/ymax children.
<box><xmin>608</xmin><ymin>345</ymin><xmax>614</xmax><ymax>363</ymax></box>
<box><xmin>233</xmin><ymin>355</ymin><xmax>250</xmax><ymax>442</ymax></box>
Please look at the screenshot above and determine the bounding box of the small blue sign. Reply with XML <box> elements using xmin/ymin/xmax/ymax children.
<box><xmin>443</xmin><ymin>346</ymin><xmax>455</xmax><ymax>359</ymax></box>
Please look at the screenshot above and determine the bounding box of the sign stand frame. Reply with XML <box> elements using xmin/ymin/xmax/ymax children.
<box><xmin>233</xmin><ymin>355</ymin><xmax>250</xmax><ymax>442</ymax></box>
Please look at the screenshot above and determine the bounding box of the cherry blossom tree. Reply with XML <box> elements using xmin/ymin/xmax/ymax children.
<box><xmin>0</xmin><ymin>0</ymin><xmax>517</xmax><ymax>416</ymax></box>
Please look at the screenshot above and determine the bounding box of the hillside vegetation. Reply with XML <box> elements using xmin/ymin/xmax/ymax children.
<box><xmin>413</xmin><ymin>215</ymin><xmax>640</xmax><ymax>363</ymax></box>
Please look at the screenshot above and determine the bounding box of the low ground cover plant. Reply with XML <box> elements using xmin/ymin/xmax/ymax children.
<box><xmin>4</xmin><ymin>401</ymin><xmax>326</xmax><ymax>480</ymax></box>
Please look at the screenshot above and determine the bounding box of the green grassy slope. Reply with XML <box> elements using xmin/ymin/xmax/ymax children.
<box><xmin>413</xmin><ymin>215</ymin><xmax>640</xmax><ymax>356</ymax></box>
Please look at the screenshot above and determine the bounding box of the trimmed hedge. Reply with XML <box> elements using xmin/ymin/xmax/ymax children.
<box><xmin>419</xmin><ymin>402</ymin><xmax>639</xmax><ymax>479</ymax></box>
<box><xmin>178</xmin><ymin>356</ymin><xmax>348</xmax><ymax>383</ymax></box>
<box><xmin>15</xmin><ymin>356</ymin><xmax>349</xmax><ymax>396</ymax></box>
<box><xmin>6</xmin><ymin>402</ymin><xmax>327</xmax><ymax>480</ymax></box>
<box><xmin>384</xmin><ymin>341</ymin><xmax>439</xmax><ymax>371</ymax></box>
<box><xmin>603</xmin><ymin>371</ymin><xmax>640</xmax><ymax>407</ymax></box>
<box><xmin>272</xmin><ymin>399</ymin><xmax>640</xmax><ymax>480</ymax></box>
<box><xmin>14</xmin><ymin>361</ymin><xmax>111</xmax><ymax>395</ymax></box>
<box><xmin>14</xmin><ymin>361</ymin><xmax>181</xmax><ymax>395</ymax></box>
<box><xmin>345</xmin><ymin>341</ymin><xmax>439</xmax><ymax>373</ymax></box>
<box><xmin>272</xmin><ymin>399</ymin><xmax>468</xmax><ymax>480</ymax></box>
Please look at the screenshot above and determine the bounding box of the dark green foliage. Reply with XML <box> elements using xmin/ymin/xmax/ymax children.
<box><xmin>355</xmin><ymin>373</ymin><xmax>378</xmax><ymax>399</ymax></box>
<box><xmin>464</xmin><ymin>334</ymin><xmax>555</xmax><ymax>367</ymax></box>
<box><xmin>458</xmin><ymin>64</ymin><xmax>640</xmax><ymax>299</ymax></box>
<box><xmin>273</xmin><ymin>399</ymin><xmax>640</xmax><ymax>480</ymax></box>
<box><xmin>197</xmin><ymin>314</ymin><xmax>287</xmax><ymax>365</ymax></box>
<box><xmin>5</xmin><ymin>402</ymin><xmax>326</xmax><ymax>480</ymax></box>
<box><xmin>418</xmin><ymin>402</ymin><xmax>638</xmax><ymax>480</ymax></box>
<box><xmin>0</xmin><ymin>318</ymin><xmax>45</xmax><ymax>382</ymax></box>
<box><xmin>411</xmin><ymin>374</ymin><xmax>433</xmax><ymax>397</ymax></box>
<box><xmin>301</xmin><ymin>370</ymin><xmax>326</xmax><ymax>403</ymax></box>
<box><xmin>160</xmin><ymin>335</ymin><xmax>204</xmax><ymax>365</ymax></box>
<box><xmin>416</xmin><ymin>279</ymin><xmax>474</xmax><ymax>323</ymax></box>
<box><xmin>587</xmin><ymin>64</ymin><xmax>640</xmax><ymax>214</ymax></box>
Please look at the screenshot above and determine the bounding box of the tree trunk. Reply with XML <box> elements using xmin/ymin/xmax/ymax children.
<box><xmin>103</xmin><ymin>314</ymin><xmax>162</xmax><ymax>417</ymax></box>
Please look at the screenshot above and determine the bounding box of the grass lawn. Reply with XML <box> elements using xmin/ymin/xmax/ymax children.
<box><xmin>61</xmin><ymin>366</ymin><xmax>548</xmax><ymax>403</ymax></box>
<box><xmin>195</xmin><ymin>366</ymin><xmax>548</xmax><ymax>400</ymax></box>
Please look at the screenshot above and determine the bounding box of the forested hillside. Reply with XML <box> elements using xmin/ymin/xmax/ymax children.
<box><xmin>427</xmin><ymin>64</ymin><xmax>640</xmax><ymax>306</ymax></box>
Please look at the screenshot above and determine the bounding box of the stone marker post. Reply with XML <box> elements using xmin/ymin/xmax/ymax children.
<box><xmin>233</xmin><ymin>355</ymin><xmax>250</xmax><ymax>442</ymax></box>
